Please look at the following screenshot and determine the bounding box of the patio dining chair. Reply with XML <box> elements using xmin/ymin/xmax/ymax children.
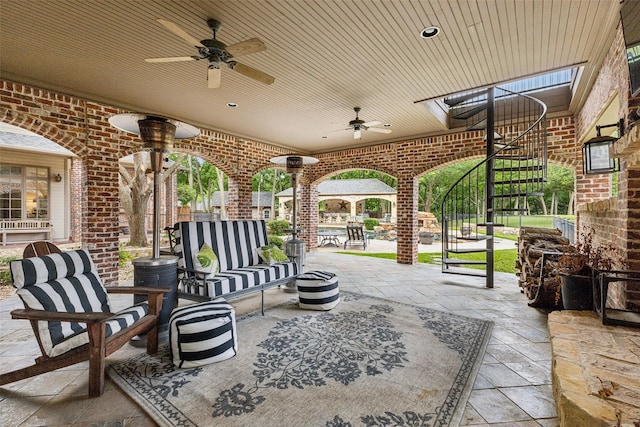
<box><xmin>343</xmin><ymin>225</ymin><xmax>367</xmax><ymax>250</ymax></box>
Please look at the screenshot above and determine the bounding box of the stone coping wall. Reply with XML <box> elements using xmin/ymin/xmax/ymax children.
<box><xmin>549</xmin><ymin>310</ymin><xmax>640</xmax><ymax>427</ymax></box>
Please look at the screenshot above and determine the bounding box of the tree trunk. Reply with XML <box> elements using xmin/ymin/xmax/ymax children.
<box><xmin>217</xmin><ymin>168</ymin><xmax>226</xmax><ymax>219</ymax></box>
<box><xmin>538</xmin><ymin>195</ymin><xmax>548</xmax><ymax>215</ymax></box>
<box><xmin>119</xmin><ymin>152</ymin><xmax>152</xmax><ymax>247</ymax></box>
<box><xmin>567</xmin><ymin>191</ymin><xmax>575</xmax><ymax>215</ymax></box>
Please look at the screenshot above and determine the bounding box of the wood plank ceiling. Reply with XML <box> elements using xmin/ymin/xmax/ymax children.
<box><xmin>0</xmin><ymin>0</ymin><xmax>621</xmax><ymax>153</ymax></box>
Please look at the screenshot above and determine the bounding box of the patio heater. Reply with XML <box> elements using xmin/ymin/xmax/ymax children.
<box><xmin>270</xmin><ymin>155</ymin><xmax>318</xmax><ymax>291</ymax></box>
<box><xmin>110</xmin><ymin>113</ymin><xmax>199</xmax><ymax>337</ymax></box>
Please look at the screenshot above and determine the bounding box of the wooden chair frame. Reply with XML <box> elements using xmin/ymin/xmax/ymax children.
<box><xmin>0</xmin><ymin>286</ymin><xmax>168</xmax><ymax>397</ymax></box>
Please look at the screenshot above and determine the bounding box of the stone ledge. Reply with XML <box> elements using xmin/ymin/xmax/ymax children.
<box><xmin>549</xmin><ymin>311</ymin><xmax>640</xmax><ymax>427</ymax></box>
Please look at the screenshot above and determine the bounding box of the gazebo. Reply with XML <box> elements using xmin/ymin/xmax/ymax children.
<box><xmin>276</xmin><ymin>178</ymin><xmax>396</xmax><ymax>224</ymax></box>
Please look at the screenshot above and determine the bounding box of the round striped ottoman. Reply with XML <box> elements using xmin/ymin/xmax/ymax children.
<box><xmin>296</xmin><ymin>271</ymin><xmax>340</xmax><ymax>310</ymax></box>
<box><xmin>169</xmin><ymin>298</ymin><xmax>237</xmax><ymax>368</ymax></box>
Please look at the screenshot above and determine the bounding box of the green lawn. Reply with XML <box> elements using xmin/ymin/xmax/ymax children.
<box><xmin>338</xmin><ymin>248</ymin><xmax>518</xmax><ymax>274</ymax></box>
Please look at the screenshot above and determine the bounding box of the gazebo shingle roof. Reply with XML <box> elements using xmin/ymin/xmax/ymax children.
<box><xmin>276</xmin><ymin>178</ymin><xmax>396</xmax><ymax>197</ymax></box>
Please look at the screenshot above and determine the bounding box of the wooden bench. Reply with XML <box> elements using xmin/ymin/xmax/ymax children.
<box><xmin>0</xmin><ymin>220</ymin><xmax>53</xmax><ymax>246</ymax></box>
<box><xmin>174</xmin><ymin>220</ymin><xmax>299</xmax><ymax>312</ymax></box>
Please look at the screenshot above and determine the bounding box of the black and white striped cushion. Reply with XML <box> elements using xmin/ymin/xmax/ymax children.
<box><xmin>297</xmin><ymin>271</ymin><xmax>340</xmax><ymax>310</ymax></box>
<box><xmin>175</xmin><ymin>220</ymin><xmax>269</xmax><ymax>272</ymax></box>
<box><xmin>10</xmin><ymin>249</ymin><xmax>148</xmax><ymax>357</ymax></box>
<box><xmin>10</xmin><ymin>249</ymin><xmax>96</xmax><ymax>289</ymax></box>
<box><xmin>169</xmin><ymin>298</ymin><xmax>237</xmax><ymax>368</ymax></box>
<box><xmin>180</xmin><ymin>263</ymin><xmax>299</xmax><ymax>298</ymax></box>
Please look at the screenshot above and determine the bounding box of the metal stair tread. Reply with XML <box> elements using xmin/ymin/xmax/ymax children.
<box><xmin>443</xmin><ymin>258</ymin><xmax>487</xmax><ymax>265</ymax></box>
<box><xmin>492</xmin><ymin>178</ymin><xmax>545</xmax><ymax>185</ymax></box>
<box><xmin>491</xmin><ymin>191</ymin><xmax>544</xmax><ymax>198</ymax></box>
<box><xmin>443</xmin><ymin>89</ymin><xmax>489</xmax><ymax>107</ymax></box>
<box><xmin>493</xmin><ymin>165</ymin><xmax>545</xmax><ymax>172</ymax></box>
<box><xmin>446</xmin><ymin>248</ymin><xmax>491</xmax><ymax>254</ymax></box>
<box><xmin>452</xmin><ymin>103</ymin><xmax>488</xmax><ymax>120</ymax></box>
<box><xmin>441</xmin><ymin>267</ymin><xmax>487</xmax><ymax>277</ymax></box>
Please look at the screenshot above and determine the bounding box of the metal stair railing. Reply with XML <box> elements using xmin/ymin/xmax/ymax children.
<box><xmin>441</xmin><ymin>86</ymin><xmax>547</xmax><ymax>287</ymax></box>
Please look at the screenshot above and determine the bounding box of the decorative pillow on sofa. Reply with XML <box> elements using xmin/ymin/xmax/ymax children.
<box><xmin>257</xmin><ymin>245</ymin><xmax>289</xmax><ymax>265</ymax></box>
<box><xmin>193</xmin><ymin>243</ymin><xmax>219</xmax><ymax>274</ymax></box>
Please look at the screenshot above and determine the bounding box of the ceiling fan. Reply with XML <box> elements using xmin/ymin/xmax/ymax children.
<box><xmin>145</xmin><ymin>18</ymin><xmax>274</xmax><ymax>89</ymax></box>
<box><xmin>329</xmin><ymin>107</ymin><xmax>392</xmax><ymax>139</ymax></box>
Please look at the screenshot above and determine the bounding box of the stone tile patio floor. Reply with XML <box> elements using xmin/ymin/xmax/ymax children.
<box><xmin>0</xmin><ymin>248</ymin><xmax>563</xmax><ymax>426</ymax></box>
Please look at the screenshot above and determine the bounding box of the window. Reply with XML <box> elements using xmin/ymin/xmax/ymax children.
<box><xmin>263</xmin><ymin>209</ymin><xmax>271</xmax><ymax>219</ymax></box>
<box><xmin>0</xmin><ymin>164</ymin><xmax>49</xmax><ymax>220</ymax></box>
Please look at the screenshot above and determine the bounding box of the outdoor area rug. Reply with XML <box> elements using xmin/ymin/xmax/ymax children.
<box><xmin>108</xmin><ymin>292</ymin><xmax>493</xmax><ymax>427</ymax></box>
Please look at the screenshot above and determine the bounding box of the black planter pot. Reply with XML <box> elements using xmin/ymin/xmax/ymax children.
<box><xmin>560</xmin><ymin>274</ymin><xmax>594</xmax><ymax>311</ymax></box>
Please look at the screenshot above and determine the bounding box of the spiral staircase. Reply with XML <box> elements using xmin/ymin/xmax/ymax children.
<box><xmin>440</xmin><ymin>87</ymin><xmax>548</xmax><ymax>288</ymax></box>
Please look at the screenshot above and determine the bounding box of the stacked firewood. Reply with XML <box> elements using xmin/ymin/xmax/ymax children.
<box><xmin>516</xmin><ymin>227</ymin><xmax>571</xmax><ymax>309</ymax></box>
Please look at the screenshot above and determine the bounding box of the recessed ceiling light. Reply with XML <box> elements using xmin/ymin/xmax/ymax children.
<box><xmin>322</xmin><ymin>135</ymin><xmax>327</xmax><ymax>139</ymax></box>
<box><xmin>383</xmin><ymin>123</ymin><xmax>392</xmax><ymax>127</ymax></box>
<box><xmin>420</xmin><ymin>26</ymin><xmax>440</xmax><ymax>39</ymax></box>
<box><xmin>227</xmin><ymin>102</ymin><xmax>238</xmax><ymax>108</ymax></box>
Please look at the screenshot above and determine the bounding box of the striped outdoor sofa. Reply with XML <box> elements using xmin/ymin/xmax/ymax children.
<box><xmin>174</xmin><ymin>220</ymin><xmax>299</xmax><ymax>309</ymax></box>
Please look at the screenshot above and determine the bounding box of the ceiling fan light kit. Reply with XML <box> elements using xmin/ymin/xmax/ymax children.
<box><xmin>146</xmin><ymin>18</ymin><xmax>274</xmax><ymax>89</ymax></box>
<box><xmin>327</xmin><ymin>107</ymin><xmax>392</xmax><ymax>140</ymax></box>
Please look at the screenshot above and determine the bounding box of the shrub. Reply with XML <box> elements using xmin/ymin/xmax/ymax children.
<box><xmin>0</xmin><ymin>269</ymin><xmax>12</xmax><ymax>287</ymax></box>
<box><xmin>363</xmin><ymin>218</ymin><xmax>379</xmax><ymax>230</ymax></box>
<box><xmin>119</xmin><ymin>246</ymin><xmax>135</xmax><ymax>267</ymax></box>
<box><xmin>267</xmin><ymin>219</ymin><xmax>290</xmax><ymax>236</ymax></box>
<box><xmin>0</xmin><ymin>255</ymin><xmax>18</xmax><ymax>287</ymax></box>
<box><xmin>268</xmin><ymin>235</ymin><xmax>284</xmax><ymax>249</ymax></box>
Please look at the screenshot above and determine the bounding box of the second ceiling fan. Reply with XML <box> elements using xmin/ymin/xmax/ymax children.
<box><xmin>145</xmin><ymin>18</ymin><xmax>274</xmax><ymax>89</ymax></box>
<box><xmin>329</xmin><ymin>107</ymin><xmax>392</xmax><ymax>139</ymax></box>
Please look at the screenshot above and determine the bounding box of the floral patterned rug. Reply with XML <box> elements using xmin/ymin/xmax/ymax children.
<box><xmin>108</xmin><ymin>292</ymin><xmax>493</xmax><ymax>427</ymax></box>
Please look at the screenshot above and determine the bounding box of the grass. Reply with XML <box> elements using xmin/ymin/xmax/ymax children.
<box><xmin>338</xmin><ymin>248</ymin><xmax>518</xmax><ymax>274</ymax></box>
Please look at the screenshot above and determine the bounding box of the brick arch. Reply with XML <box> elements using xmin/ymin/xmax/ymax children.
<box><xmin>309</xmin><ymin>167</ymin><xmax>397</xmax><ymax>186</ymax></box>
<box><xmin>415</xmin><ymin>153</ymin><xmax>485</xmax><ymax>179</ymax></box>
<box><xmin>0</xmin><ymin>106</ymin><xmax>88</xmax><ymax>156</ymax></box>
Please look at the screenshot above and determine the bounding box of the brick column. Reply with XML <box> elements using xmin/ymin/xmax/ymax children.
<box><xmin>82</xmin><ymin>149</ymin><xmax>120</xmax><ymax>285</ymax></box>
<box><xmin>70</xmin><ymin>157</ymin><xmax>83</xmax><ymax>242</ymax></box>
<box><xmin>396</xmin><ymin>174</ymin><xmax>418</xmax><ymax>264</ymax></box>
<box><xmin>300</xmin><ymin>181</ymin><xmax>319</xmax><ymax>252</ymax></box>
<box><xmin>227</xmin><ymin>174</ymin><xmax>253</xmax><ymax>219</ymax></box>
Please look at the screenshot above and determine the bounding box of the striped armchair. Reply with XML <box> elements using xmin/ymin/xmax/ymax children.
<box><xmin>1</xmin><ymin>249</ymin><xmax>167</xmax><ymax>397</ymax></box>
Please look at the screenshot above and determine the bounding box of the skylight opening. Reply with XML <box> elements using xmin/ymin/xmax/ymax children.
<box><xmin>444</xmin><ymin>68</ymin><xmax>576</xmax><ymax>109</ymax></box>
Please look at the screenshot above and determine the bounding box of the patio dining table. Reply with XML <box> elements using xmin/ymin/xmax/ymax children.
<box><xmin>317</xmin><ymin>231</ymin><xmax>344</xmax><ymax>247</ymax></box>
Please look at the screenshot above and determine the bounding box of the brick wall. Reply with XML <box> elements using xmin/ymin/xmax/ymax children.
<box><xmin>1</xmin><ymin>24</ymin><xmax>635</xmax><ymax>296</ymax></box>
<box><xmin>575</xmin><ymin>24</ymin><xmax>640</xmax><ymax>310</ymax></box>
<box><xmin>0</xmin><ymin>80</ymin><xmax>585</xmax><ymax>281</ymax></box>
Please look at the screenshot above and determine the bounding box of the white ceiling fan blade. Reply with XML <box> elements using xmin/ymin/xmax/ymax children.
<box><xmin>208</xmin><ymin>67</ymin><xmax>222</xmax><ymax>88</ymax></box>
<box><xmin>362</xmin><ymin>120</ymin><xmax>382</xmax><ymax>127</ymax></box>
<box><xmin>367</xmin><ymin>127</ymin><xmax>392</xmax><ymax>134</ymax></box>
<box><xmin>353</xmin><ymin>129</ymin><xmax>362</xmax><ymax>139</ymax></box>
<box><xmin>229</xmin><ymin>62</ymin><xmax>275</xmax><ymax>85</ymax></box>
<box><xmin>145</xmin><ymin>56</ymin><xmax>196</xmax><ymax>63</ymax></box>
<box><xmin>226</xmin><ymin>38</ymin><xmax>266</xmax><ymax>57</ymax></box>
<box><xmin>157</xmin><ymin>19</ymin><xmax>204</xmax><ymax>48</ymax></box>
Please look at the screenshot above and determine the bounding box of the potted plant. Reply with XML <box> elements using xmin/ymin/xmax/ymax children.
<box><xmin>552</xmin><ymin>228</ymin><xmax>618</xmax><ymax>310</ymax></box>
<box><xmin>418</xmin><ymin>230</ymin><xmax>435</xmax><ymax>245</ymax></box>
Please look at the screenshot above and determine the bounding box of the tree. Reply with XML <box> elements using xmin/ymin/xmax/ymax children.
<box><xmin>175</xmin><ymin>155</ymin><xmax>227</xmax><ymax>214</ymax></box>
<box><xmin>119</xmin><ymin>152</ymin><xmax>184</xmax><ymax>247</ymax></box>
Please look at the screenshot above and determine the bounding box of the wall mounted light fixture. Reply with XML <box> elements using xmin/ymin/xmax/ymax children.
<box><xmin>582</xmin><ymin>119</ymin><xmax>624</xmax><ymax>175</ymax></box>
<box><xmin>53</xmin><ymin>173</ymin><xmax>62</xmax><ymax>182</ymax></box>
